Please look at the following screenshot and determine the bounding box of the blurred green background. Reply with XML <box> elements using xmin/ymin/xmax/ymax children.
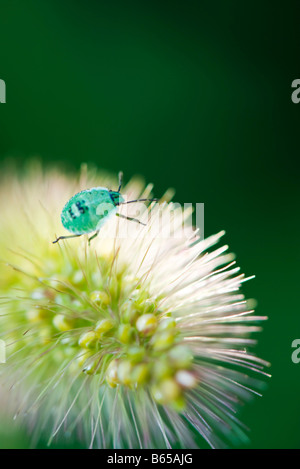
<box><xmin>0</xmin><ymin>0</ymin><xmax>299</xmax><ymax>449</ymax></box>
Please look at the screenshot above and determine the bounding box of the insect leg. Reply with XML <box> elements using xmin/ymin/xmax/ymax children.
<box><xmin>116</xmin><ymin>213</ymin><xmax>146</xmax><ymax>226</ymax></box>
<box><xmin>52</xmin><ymin>234</ymin><xmax>83</xmax><ymax>244</ymax></box>
<box><xmin>88</xmin><ymin>231</ymin><xmax>99</xmax><ymax>245</ymax></box>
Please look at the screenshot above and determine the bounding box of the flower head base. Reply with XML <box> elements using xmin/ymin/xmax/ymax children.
<box><xmin>15</xmin><ymin>247</ymin><xmax>195</xmax><ymax>411</ymax></box>
<box><xmin>0</xmin><ymin>162</ymin><xmax>270</xmax><ymax>449</ymax></box>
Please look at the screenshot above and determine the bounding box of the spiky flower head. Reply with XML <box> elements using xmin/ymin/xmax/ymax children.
<box><xmin>0</xmin><ymin>162</ymin><xmax>269</xmax><ymax>448</ymax></box>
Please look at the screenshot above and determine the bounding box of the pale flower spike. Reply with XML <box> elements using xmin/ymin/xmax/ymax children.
<box><xmin>0</xmin><ymin>162</ymin><xmax>270</xmax><ymax>449</ymax></box>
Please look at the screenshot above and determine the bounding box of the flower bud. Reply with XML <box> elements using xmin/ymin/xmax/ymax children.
<box><xmin>136</xmin><ymin>314</ymin><xmax>157</xmax><ymax>335</ymax></box>
<box><xmin>78</xmin><ymin>331</ymin><xmax>98</xmax><ymax>348</ymax></box>
<box><xmin>53</xmin><ymin>314</ymin><xmax>73</xmax><ymax>332</ymax></box>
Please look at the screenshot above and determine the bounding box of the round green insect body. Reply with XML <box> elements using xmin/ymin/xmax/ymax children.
<box><xmin>61</xmin><ymin>187</ymin><xmax>124</xmax><ymax>235</ymax></box>
<box><xmin>53</xmin><ymin>172</ymin><xmax>158</xmax><ymax>245</ymax></box>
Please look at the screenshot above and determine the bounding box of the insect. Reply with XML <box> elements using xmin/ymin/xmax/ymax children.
<box><xmin>53</xmin><ymin>172</ymin><xmax>157</xmax><ymax>244</ymax></box>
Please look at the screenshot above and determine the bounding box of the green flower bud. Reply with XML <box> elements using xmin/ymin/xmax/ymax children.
<box><xmin>90</xmin><ymin>290</ymin><xmax>110</xmax><ymax>305</ymax></box>
<box><xmin>157</xmin><ymin>317</ymin><xmax>176</xmax><ymax>331</ymax></box>
<box><xmin>78</xmin><ymin>331</ymin><xmax>98</xmax><ymax>348</ymax></box>
<box><xmin>151</xmin><ymin>330</ymin><xmax>176</xmax><ymax>351</ymax></box>
<box><xmin>117</xmin><ymin>360</ymin><xmax>132</xmax><ymax>386</ymax></box>
<box><xmin>95</xmin><ymin>318</ymin><xmax>114</xmax><ymax>336</ymax></box>
<box><xmin>152</xmin><ymin>378</ymin><xmax>181</xmax><ymax>404</ymax></box>
<box><xmin>168</xmin><ymin>345</ymin><xmax>193</xmax><ymax>368</ymax></box>
<box><xmin>127</xmin><ymin>346</ymin><xmax>145</xmax><ymax>363</ymax></box>
<box><xmin>136</xmin><ymin>314</ymin><xmax>158</xmax><ymax>335</ymax></box>
<box><xmin>53</xmin><ymin>314</ymin><xmax>73</xmax><ymax>332</ymax></box>
<box><xmin>106</xmin><ymin>360</ymin><xmax>119</xmax><ymax>388</ymax></box>
<box><xmin>118</xmin><ymin>324</ymin><xmax>135</xmax><ymax>344</ymax></box>
<box><xmin>131</xmin><ymin>363</ymin><xmax>149</xmax><ymax>385</ymax></box>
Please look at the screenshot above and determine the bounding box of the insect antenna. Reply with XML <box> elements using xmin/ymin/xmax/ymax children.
<box><xmin>117</xmin><ymin>171</ymin><xmax>123</xmax><ymax>193</ymax></box>
<box><xmin>119</xmin><ymin>198</ymin><xmax>159</xmax><ymax>205</ymax></box>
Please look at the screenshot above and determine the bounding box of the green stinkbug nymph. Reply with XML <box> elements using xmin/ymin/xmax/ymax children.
<box><xmin>53</xmin><ymin>172</ymin><xmax>157</xmax><ymax>244</ymax></box>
